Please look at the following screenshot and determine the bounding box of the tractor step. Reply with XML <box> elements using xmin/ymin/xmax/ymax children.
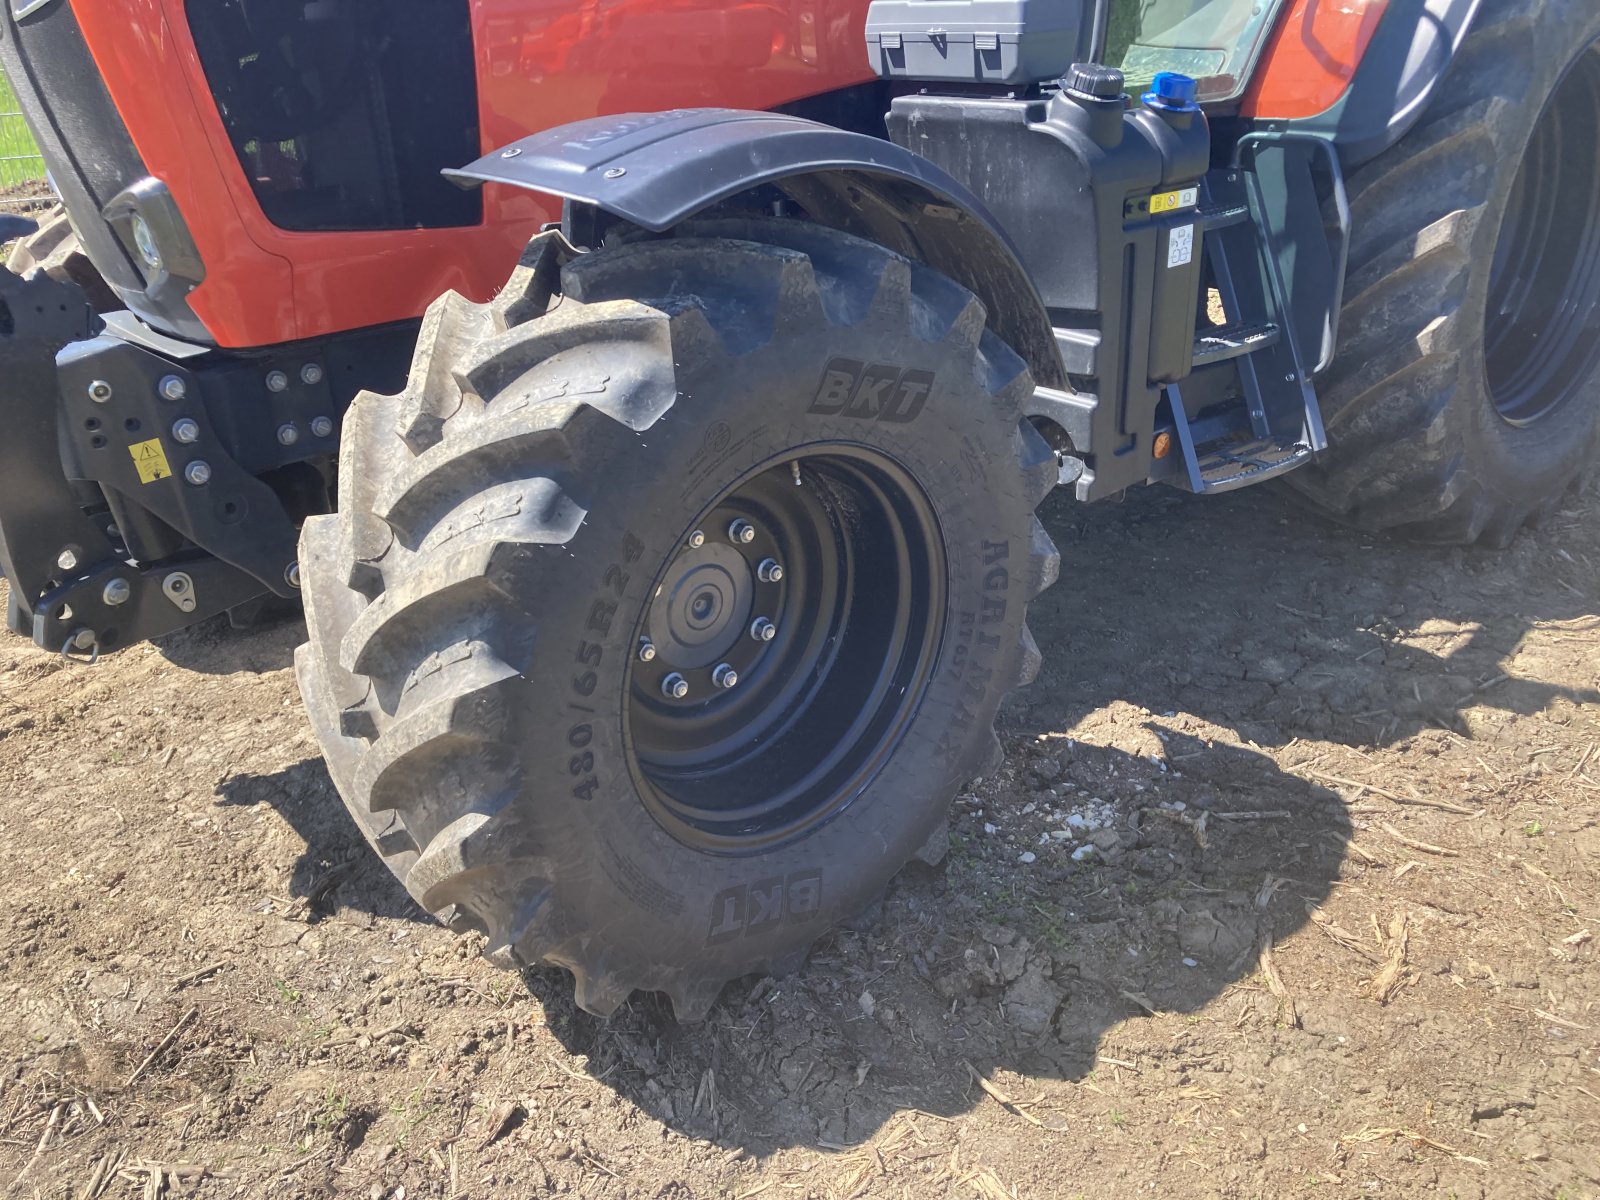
<box><xmin>1187</xmin><ymin>436</ymin><xmax>1314</xmax><ymax>493</ymax></box>
<box><xmin>1192</xmin><ymin>322</ymin><xmax>1281</xmax><ymax>368</ymax></box>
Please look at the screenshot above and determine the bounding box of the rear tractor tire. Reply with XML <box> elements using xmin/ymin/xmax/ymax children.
<box><xmin>294</xmin><ymin>221</ymin><xmax>1060</xmax><ymax>1019</ymax></box>
<box><xmin>1289</xmin><ymin>0</ymin><xmax>1600</xmax><ymax>544</ymax></box>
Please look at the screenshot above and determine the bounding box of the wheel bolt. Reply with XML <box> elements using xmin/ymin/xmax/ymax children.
<box><xmin>661</xmin><ymin>673</ymin><xmax>689</xmax><ymax>699</ymax></box>
<box><xmin>687</xmin><ymin>530</ymin><xmax>706</xmax><ymax>549</ymax></box>
<box><xmin>728</xmin><ymin>518</ymin><xmax>756</xmax><ymax>544</ymax></box>
<box><xmin>750</xmin><ymin>617</ymin><xmax>777</xmax><ymax>642</ymax></box>
<box><xmin>712</xmin><ymin>663</ymin><xmax>739</xmax><ymax>689</ymax></box>
<box><xmin>638</xmin><ymin>638</ymin><xmax>658</xmax><ymax>663</ymax></box>
<box><xmin>757</xmin><ymin>557</ymin><xmax>784</xmax><ymax>583</ymax></box>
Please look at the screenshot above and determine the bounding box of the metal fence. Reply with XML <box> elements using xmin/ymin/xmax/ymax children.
<box><xmin>1</xmin><ymin>66</ymin><xmax>51</xmax><ymax>209</ymax></box>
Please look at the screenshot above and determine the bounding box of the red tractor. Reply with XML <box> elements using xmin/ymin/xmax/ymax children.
<box><xmin>2</xmin><ymin>0</ymin><xmax>1595</xmax><ymax>1018</ymax></box>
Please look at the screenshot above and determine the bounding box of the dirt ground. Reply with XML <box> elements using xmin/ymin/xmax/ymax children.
<box><xmin>1</xmin><ymin>469</ymin><xmax>1597</xmax><ymax>1200</ymax></box>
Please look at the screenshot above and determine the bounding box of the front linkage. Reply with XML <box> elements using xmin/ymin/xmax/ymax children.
<box><xmin>0</xmin><ymin>263</ymin><xmax>412</xmax><ymax>656</ymax></box>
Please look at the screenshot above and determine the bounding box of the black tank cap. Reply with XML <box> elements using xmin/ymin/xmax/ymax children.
<box><xmin>1064</xmin><ymin>62</ymin><xmax>1126</xmax><ymax>100</ymax></box>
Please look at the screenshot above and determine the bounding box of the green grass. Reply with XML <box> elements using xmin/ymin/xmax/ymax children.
<box><xmin>1</xmin><ymin>67</ymin><xmax>48</xmax><ymax>190</ymax></box>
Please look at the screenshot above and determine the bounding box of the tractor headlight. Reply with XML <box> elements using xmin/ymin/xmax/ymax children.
<box><xmin>129</xmin><ymin>213</ymin><xmax>162</xmax><ymax>272</ymax></box>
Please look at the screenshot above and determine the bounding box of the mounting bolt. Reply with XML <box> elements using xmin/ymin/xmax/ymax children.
<box><xmin>687</xmin><ymin>529</ymin><xmax>706</xmax><ymax>549</ymax></box>
<box><xmin>661</xmin><ymin>672</ymin><xmax>690</xmax><ymax>699</ymax></box>
<box><xmin>750</xmin><ymin>617</ymin><xmax>777</xmax><ymax>642</ymax></box>
<box><xmin>728</xmin><ymin>518</ymin><xmax>756</xmax><ymax>544</ymax></box>
<box><xmin>102</xmin><ymin>578</ymin><xmax>131</xmax><ymax>606</ymax></box>
<box><xmin>158</xmin><ymin>374</ymin><xmax>187</xmax><ymax>402</ymax></box>
<box><xmin>638</xmin><ymin>638</ymin><xmax>658</xmax><ymax>663</ymax></box>
<box><xmin>285</xmin><ymin>562</ymin><xmax>302</xmax><ymax>589</ymax></box>
<box><xmin>184</xmin><ymin>460</ymin><xmax>212</xmax><ymax>486</ymax></box>
<box><xmin>87</xmin><ymin>380</ymin><xmax>113</xmax><ymax>404</ymax></box>
<box><xmin>69</xmin><ymin>628</ymin><xmax>95</xmax><ymax>651</ymax></box>
<box><xmin>300</xmin><ymin>363</ymin><xmax>324</xmax><ymax>386</ymax></box>
<box><xmin>756</xmin><ymin>557</ymin><xmax>784</xmax><ymax>583</ymax></box>
<box><xmin>1285</xmin><ymin>373</ymin><xmax>1298</xmax><ymax>383</ymax></box>
<box><xmin>171</xmin><ymin>417</ymin><xmax>200</xmax><ymax>444</ymax></box>
<box><xmin>277</xmin><ymin>423</ymin><xmax>300</xmax><ymax>446</ymax></box>
<box><xmin>56</xmin><ymin>548</ymin><xmax>79</xmax><ymax>573</ymax></box>
<box><xmin>603</xmin><ymin>167</ymin><xmax>627</xmax><ymax>179</ymax></box>
<box><xmin>310</xmin><ymin>415</ymin><xmax>334</xmax><ymax>438</ymax></box>
<box><xmin>712</xmin><ymin>663</ymin><xmax>739</xmax><ymax>689</ymax></box>
<box><xmin>265</xmin><ymin>369</ymin><xmax>289</xmax><ymax>393</ymax></box>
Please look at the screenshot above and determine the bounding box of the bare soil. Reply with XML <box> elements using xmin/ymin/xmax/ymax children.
<box><xmin>2</xmin><ymin>475</ymin><xmax>1597</xmax><ymax>1200</ymax></box>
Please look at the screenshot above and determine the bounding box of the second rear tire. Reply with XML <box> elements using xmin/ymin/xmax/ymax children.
<box><xmin>1289</xmin><ymin>0</ymin><xmax>1600</xmax><ymax>544</ymax></box>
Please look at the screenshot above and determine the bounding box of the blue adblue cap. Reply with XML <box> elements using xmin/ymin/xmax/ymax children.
<box><xmin>1143</xmin><ymin>71</ymin><xmax>1200</xmax><ymax>113</ymax></box>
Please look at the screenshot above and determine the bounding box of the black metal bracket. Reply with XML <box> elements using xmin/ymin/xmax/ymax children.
<box><xmin>35</xmin><ymin>555</ymin><xmax>267</xmax><ymax>659</ymax></box>
<box><xmin>55</xmin><ymin>333</ymin><xmax>305</xmax><ymax>598</ymax></box>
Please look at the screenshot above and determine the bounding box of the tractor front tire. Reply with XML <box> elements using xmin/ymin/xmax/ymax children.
<box><xmin>4</xmin><ymin>206</ymin><xmax>117</xmax><ymax>312</ymax></box>
<box><xmin>1288</xmin><ymin>0</ymin><xmax>1600</xmax><ymax>544</ymax></box>
<box><xmin>294</xmin><ymin>222</ymin><xmax>1059</xmax><ymax>1019</ymax></box>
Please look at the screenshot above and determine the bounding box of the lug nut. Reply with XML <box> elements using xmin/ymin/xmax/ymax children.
<box><xmin>87</xmin><ymin>380</ymin><xmax>113</xmax><ymax>404</ymax></box>
<box><xmin>728</xmin><ymin>518</ymin><xmax>756</xmax><ymax>544</ymax></box>
<box><xmin>57</xmin><ymin>548</ymin><xmax>79</xmax><ymax>573</ymax></box>
<box><xmin>687</xmin><ymin>530</ymin><xmax>706</xmax><ymax>549</ymax></box>
<box><xmin>638</xmin><ymin>638</ymin><xmax>658</xmax><ymax>663</ymax></box>
<box><xmin>184</xmin><ymin>460</ymin><xmax>212</xmax><ymax>486</ymax></box>
<box><xmin>712</xmin><ymin>663</ymin><xmax>739</xmax><ymax>689</ymax></box>
<box><xmin>277</xmin><ymin>423</ymin><xmax>300</xmax><ymax>446</ymax></box>
<box><xmin>158</xmin><ymin>374</ymin><xmax>187</xmax><ymax>402</ymax></box>
<box><xmin>103</xmin><ymin>578</ymin><xmax>131</xmax><ymax>606</ymax></box>
<box><xmin>757</xmin><ymin>557</ymin><xmax>784</xmax><ymax>583</ymax></box>
<box><xmin>265</xmin><ymin>369</ymin><xmax>289</xmax><ymax>393</ymax></box>
<box><xmin>171</xmin><ymin>417</ymin><xmax>200</xmax><ymax>444</ymax></box>
<box><xmin>310</xmin><ymin>415</ymin><xmax>334</xmax><ymax>438</ymax></box>
<box><xmin>750</xmin><ymin>617</ymin><xmax>777</xmax><ymax>642</ymax></box>
<box><xmin>661</xmin><ymin>672</ymin><xmax>689</xmax><ymax>699</ymax></box>
<box><xmin>300</xmin><ymin>363</ymin><xmax>324</xmax><ymax>386</ymax></box>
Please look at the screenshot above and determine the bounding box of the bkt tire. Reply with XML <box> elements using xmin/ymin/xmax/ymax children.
<box><xmin>1289</xmin><ymin>0</ymin><xmax>1600</xmax><ymax>545</ymax></box>
<box><xmin>295</xmin><ymin>221</ymin><xmax>1059</xmax><ymax>1019</ymax></box>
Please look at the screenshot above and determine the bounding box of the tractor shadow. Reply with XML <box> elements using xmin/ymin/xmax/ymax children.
<box><xmin>522</xmin><ymin>742</ymin><xmax>1351</xmax><ymax>1152</ymax></box>
<box><xmin>215</xmin><ymin>758</ymin><xmax>427</xmax><ymax>928</ymax></box>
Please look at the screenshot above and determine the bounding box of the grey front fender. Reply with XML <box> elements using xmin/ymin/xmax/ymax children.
<box><xmin>446</xmin><ymin>109</ymin><xmax>1067</xmax><ymax>390</ymax></box>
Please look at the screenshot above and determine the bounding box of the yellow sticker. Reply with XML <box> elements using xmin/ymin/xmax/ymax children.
<box><xmin>128</xmin><ymin>437</ymin><xmax>173</xmax><ymax>484</ymax></box>
<box><xmin>1150</xmin><ymin>187</ymin><xmax>1199</xmax><ymax>214</ymax></box>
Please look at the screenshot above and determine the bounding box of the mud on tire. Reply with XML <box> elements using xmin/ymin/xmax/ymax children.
<box><xmin>295</xmin><ymin>221</ymin><xmax>1059</xmax><ymax>1019</ymax></box>
<box><xmin>1287</xmin><ymin>0</ymin><xmax>1600</xmax><ymax>545</ymax></box>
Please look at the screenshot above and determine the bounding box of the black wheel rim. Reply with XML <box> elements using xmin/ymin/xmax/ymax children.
<box><xmin>626</xmin><ymin>445</ymin><xmax>947</xmax><ymax>853</ymax></box>
<box><xmin>1484</xmin><ymin>38</ymin><xmax>1600</xmax><ymax>426</ymax></box>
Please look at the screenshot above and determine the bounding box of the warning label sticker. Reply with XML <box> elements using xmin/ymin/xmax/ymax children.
<box><xmin>1168</xmin><ymin>224</ymin><xmax>1196</xmax><ymax>269</ymax></box>
<box><xmin>1150</xmin><ymin>187</ymin><xmax>1199</xmax><ymax>214</ymax></box>
<box><xmin>128</xmin><ymin>438</ymin><xmax>172</xmax><ymax>484</ymax></box>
